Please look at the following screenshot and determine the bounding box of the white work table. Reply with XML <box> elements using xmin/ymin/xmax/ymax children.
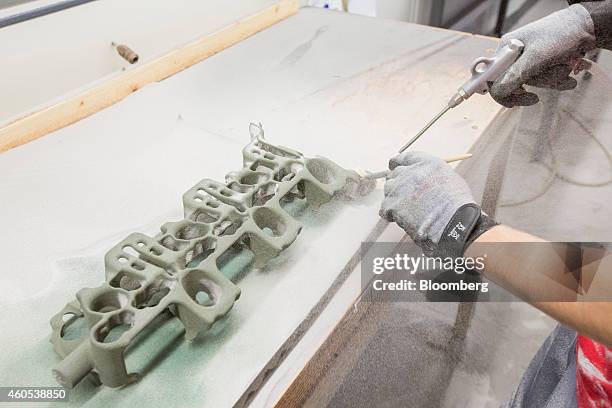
<box><xmin>0</xmin><ymin>7</ymin><xmax>509</xmax><ymax>408</ymax></box>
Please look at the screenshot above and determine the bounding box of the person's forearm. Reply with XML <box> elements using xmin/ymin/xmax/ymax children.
<box><xmin>582</xmin><ymin>0</ymin><xmax>612</xmax><ymax>50</ymax></box>
<box><xmin>465</xmin><ymin>225</ymin><xmax>612</xmax><ymax>347</ymax></box>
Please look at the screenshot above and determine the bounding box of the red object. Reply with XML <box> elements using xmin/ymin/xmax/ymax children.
<box><xmin>576</xmin><ymin>335</ymin><xmax>612</xmax><ymax>407</ymax></box>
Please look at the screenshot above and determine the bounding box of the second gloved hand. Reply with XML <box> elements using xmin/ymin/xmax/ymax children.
<box><xmin>489</xmin><ymin>4</ymin><xmax>597</xmax><ymax>107</ymax></box>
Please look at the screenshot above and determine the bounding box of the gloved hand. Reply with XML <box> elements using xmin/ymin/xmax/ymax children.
<box><xmin>380</xmin><ymin>151</ymin><xmax>494</xmax><ymax>257</ymax></box>
<box><xmin>490</xmin><ymin>4</ymin><xmax>597</xmax><ymax>108</ymax></box>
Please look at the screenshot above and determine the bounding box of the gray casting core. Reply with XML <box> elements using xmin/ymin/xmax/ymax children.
<box><xmin>49</xmin><ymin>124</ymin><xmax>375</xmax><ymax>388</ymax></box>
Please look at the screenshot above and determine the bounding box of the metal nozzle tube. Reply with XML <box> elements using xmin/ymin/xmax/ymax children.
<box><xmin>398</xmin><ymin>104</ymin><xmax>452</xmax><ymax>153</ymax></box>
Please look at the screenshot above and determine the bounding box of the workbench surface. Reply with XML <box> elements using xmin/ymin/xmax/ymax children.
<box><xmin>0</xmin><ymin>7</ymin><xmax>518</xmax><ymax>407</ymax></box>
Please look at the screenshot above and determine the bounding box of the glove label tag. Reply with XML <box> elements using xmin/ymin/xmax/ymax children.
<box><xmin>437</xmin><ymin>203</ymin><xmax>481</xmax><ymax>257</ymax></box>
<box><xmin>447</xmin><ymin>221</ymin><xmax>467</xmax><ymax>241</ymax></box>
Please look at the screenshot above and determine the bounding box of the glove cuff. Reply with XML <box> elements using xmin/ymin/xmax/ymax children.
<box><xmin>580</xmin><ymin>1</ymin><xmax>612</xmax><ymax>50</ymax></box>
<box><xmin>466</xmin><ymin>210</ymin><xmax>498</xmax><ymax>248</ymax></box>
<box><xmin>435</xmin><ymin>203</ymin><xmax>498</xmax><ymax>258</ymax></box>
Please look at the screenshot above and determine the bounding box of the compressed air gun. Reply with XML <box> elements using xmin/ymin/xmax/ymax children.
<box><xmin>399</xmin><ymin>39</ymin><xmax>525</xmax><ymax>152</ymax></box>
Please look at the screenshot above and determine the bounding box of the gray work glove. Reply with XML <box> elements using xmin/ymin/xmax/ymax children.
<box><xmin>380</xmin><ymin>151</ymin><xmax>478</xmax><ymax>255</ymax></box>
<box><xmin>380</xmin><ymin>152</ymin><xmax>498</xmax><ymax>257</ymax></box>
<box><xmin>490</xmin><ymin>4</ymin><xmax>597</xmax><ymax>107</ymax></box>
